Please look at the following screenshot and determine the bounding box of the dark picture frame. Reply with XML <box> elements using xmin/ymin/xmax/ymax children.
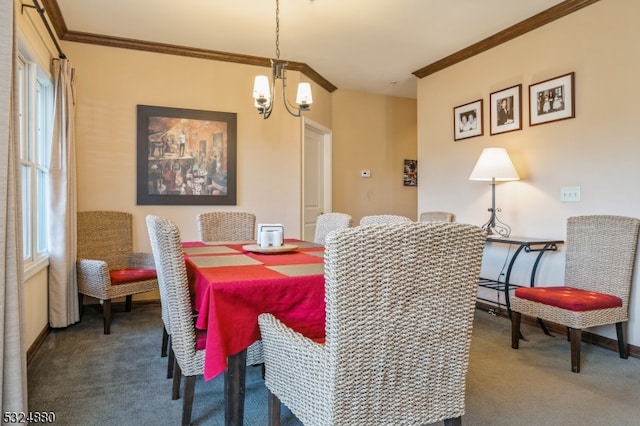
<box><xmin>454</xmin><ymin>99</ymin><xmax>483</xmax><ymax>141</ymax></box>
<box><xmin>529</xmin><ymin>72</ymin><xmax>575</xmax><ymax>126</ymax></box>
<box><xmin>137</xmin><ymin>105</ymin><xmax>237</xmax><ymax>205</ymax></box>
<box><xmin>403</xmin><ymin>159</ymin><xmax>417</xmax><ymax>186</ymax></box>
<box><xmin>490</xmin><ymin>84</ymin><xmax>522</xmax><ymax>135</ymax></box>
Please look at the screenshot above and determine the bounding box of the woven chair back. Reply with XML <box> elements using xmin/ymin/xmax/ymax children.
<box><xmin>196</xmin><ymin>211</ymin><xmax>256</xmax><ymax>242</ymax></box>
<box><xmin>146</xmin><ymin>215</ymin><xmax>203</xmax><ymax>376</ymax></box>
<box><xmin>564</xmin><ymin>215</ymin><xmax>640</xmax><ymax>308</ymax></box>
<box><xmin>77</xmin><ymin>211</ymin><xmax>133</xmax><ymax>270</ymax></box>
<box><xmin>359</xmin><ymin>214</ymin><xmax>412</xmax><ymax>225</ymax></box>
<box><xmin>419</xmin><ymin>211</ymin><xmax>455</xmax><ymax>222</ymax></box>
<box><xmin>313</xmin><ymin>212</ymin><xmax>352</xmax><ymax>245</ymax></box>
<box><xmin>323</xmin><ymin>221</ymin><xmax>486</xmax><ymax>423</ymax></box>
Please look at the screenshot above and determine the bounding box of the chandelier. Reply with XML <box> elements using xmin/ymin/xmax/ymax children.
<box><xmin>252</xmin><ymin>0</ymin><xmax>313</xmax><ymax>119</ymax></box>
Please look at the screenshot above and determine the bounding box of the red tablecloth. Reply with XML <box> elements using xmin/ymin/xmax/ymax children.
<box><xmin>183</xmin><ymin>239</ymin><xmax>326</xmax><ymax>380</ymax></box>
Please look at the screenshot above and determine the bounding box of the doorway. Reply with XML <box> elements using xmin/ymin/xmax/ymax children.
<box><xmin>302</xmin><ymin>118</ymin><xmax>332</xmax><ymax>241</ymax></box>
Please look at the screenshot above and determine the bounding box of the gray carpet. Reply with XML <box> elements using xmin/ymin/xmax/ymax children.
<box><xmin>28</xmin><ymin>302</ymin><xmax>640</xmax><ymax>425</ymax></box>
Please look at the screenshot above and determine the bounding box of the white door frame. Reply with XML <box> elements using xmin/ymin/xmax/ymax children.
<box><xmin>301</xmin><ymin>117</ymin><xmax>333</xmax><ymax>239</ymax></box>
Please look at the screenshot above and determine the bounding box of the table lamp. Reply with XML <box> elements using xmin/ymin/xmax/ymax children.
<box><xmin>469</xmin><ymin>147</ymin><xmax>520</xmax><ymax>237</ymax></box>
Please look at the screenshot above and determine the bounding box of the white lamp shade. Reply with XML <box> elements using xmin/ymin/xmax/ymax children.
<box><xmin>296</xmin><ymin>82</ymin><xmax>313</xmax><ymax>106</ymax></box>
<box><xmin>253</xmin><ymin>76</ymin><xmax>271</xmax><ymax>101</ymax></box>
<box><xmin>469</xmin><ymin>147</ymin><xmax>520</xmax><ymax>181</ymax></box>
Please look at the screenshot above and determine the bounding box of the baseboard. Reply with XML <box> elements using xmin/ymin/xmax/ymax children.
<box><xmin>475</xmin><ymin>301</ymin><xmax>640</xmax><ymax>359</ymax></box>
<box><xmin>27</xmin><ymin>325</ymin><xmax>50</xmax><ymax>366</ymax></box>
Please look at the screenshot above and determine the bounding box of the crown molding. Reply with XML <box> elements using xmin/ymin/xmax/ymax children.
<box><xmin>413</xmin><ymin>0</ymin><xmax>600</xmax><ymax>78</ymax></box>
<box><xmin>41</xmin><ymin>0</ymin><xmax>598</xmax><ymax>92</ymax></box>
<box><xmin>40</xmin><ymin>0</ymin><xmax>338</xmax><ymax>93</ymax></box>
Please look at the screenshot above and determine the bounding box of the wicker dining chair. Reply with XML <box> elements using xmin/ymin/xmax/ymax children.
<box><xmin>511</xmin><ymin>215</ymin><xmax>640</xmax><ymax>373</ymax></box>
<box><xmin>77</xmin><ymin>211</ymin><xmax>158</xmax><ymax>334</ymax></box>
<box><xmin>259</xmin><ymin>221</ymin><xmax>486</xmax><ymax>426</ymax></box>
<box><xmin>359</xmin><ymin>214</ymin><xmax>412</xmax><ymax>225</ymax></box>
<box><xmin>146</xmin><ymin>215</ymin><xmax>263</xmax><ymax>425</ymax></box>
<box><xmin>167</xmin><ymin>211</ymin><xmax>256</xmax><ymax>364</ymax></box>
<box><xmin>419</xmin><ymin>211</ymin><xmax>455</xmax><ymax>222</ymax></box>
<box><xmin>196</xmin><ymin>211</ymin><xmax>256</xmax><ymax>242</ymax></box>
<box><xmin>313</xmin><ymin>212</ymin><xmax>352</xmax><ymax>245</ymax></box>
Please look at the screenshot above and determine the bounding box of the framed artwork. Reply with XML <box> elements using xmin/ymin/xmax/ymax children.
<box><xmin>529</xmin><ymin>72</ymin><xmax>575</xmax><ymax>126</ymax></box>
<box><xmin>490</xmin><ymin>84</ymin><xmax>522</xmax><ymax>135</ymax></box>
<box><xmin>403</xmin><ymin>159</ymin><xmax>417</xmax><ymax>186</ymax></box>
<box><xmin>454</xmin><ymin>99</ymin><xmax>483</xmax><ymax>141</ymax></box>
<box><xmin>137</xmin><ymin>105</ymin><xmax>237</xmax><ymax>205</ymax></box>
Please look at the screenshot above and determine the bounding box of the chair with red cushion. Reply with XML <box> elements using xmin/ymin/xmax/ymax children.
<box><xmin>77</xmin><ymin>211</ymin><xmax>158</xmax><ymax>334</ymax></box>
<box><xmin>510</xmin><ymin>215</ymin><xmax>640</xmax><ymax>373</ymax></box>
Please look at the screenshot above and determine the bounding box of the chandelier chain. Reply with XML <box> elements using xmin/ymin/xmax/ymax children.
<box><xmin>275</xmin><ymin>0</ymin><xmax>280</xmax><ymax>60</ymax></box>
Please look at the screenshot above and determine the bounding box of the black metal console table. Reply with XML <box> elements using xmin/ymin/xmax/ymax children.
<box><xmin>479</xmin><ymin>236</ymin><xmax>563</xmax><ymax>316</ymax></box>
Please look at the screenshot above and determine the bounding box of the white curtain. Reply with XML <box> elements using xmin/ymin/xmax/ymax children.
<box><xmin>0</xmin><ymin>0</ymin><xmax>29</xmax><ymax>416</ymax></box>
<box><xmin>48</xmin><ymin>58</ymin><xmax>79</xmax><ymax>328</ymax></box>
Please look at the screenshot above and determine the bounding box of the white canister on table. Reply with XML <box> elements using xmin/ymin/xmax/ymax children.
<box><xmin>259</xmin><ymin>230</ymin><xmax>271</xmax><ymax>248</ymax></box>
<box><xmin>271</xmin><ymin>230</ymin><xmax>283</xmax><ymax>247</ymax></box>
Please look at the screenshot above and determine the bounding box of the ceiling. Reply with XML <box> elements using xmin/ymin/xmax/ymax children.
<box><xmin>45</xmin><ymin>0</ymin><xmax>586</xmax><ymax>99</ymax></box>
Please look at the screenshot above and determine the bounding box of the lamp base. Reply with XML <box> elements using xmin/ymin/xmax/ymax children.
<box><xmin>480</xmin><ymin>207</ymin><xmax>511</xmax><ymax>237</ymax></box>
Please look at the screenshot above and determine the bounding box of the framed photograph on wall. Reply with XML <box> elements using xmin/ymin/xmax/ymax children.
<box><xmin>454</xmin><ymin>99</ymin><xmax>483</xmax><ymax>141</ymax></box>
<box><xmin>529</xmin><ymin>72</ymin><xmax>575</xmax><ymax>126</ymax></box>
<box><xmin>490</xmin><ymin>84</ymin><xmax>522</xmax><ymax>135</ymax></box>
<box><xmin>136</xmin><ymin>105</ymin><xmax>237</xmax><ymax>205</ymax></box>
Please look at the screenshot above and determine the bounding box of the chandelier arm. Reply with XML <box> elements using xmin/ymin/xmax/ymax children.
<box><xmin>280</xmin><ymin>68</ymin><xmax>303</xmax><ymax>117</ymax></box>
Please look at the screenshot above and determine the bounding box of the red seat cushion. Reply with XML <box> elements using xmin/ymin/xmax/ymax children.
<box><xmin>514</xmin><ymin>286</ymin><xmax>622</xmax><ymax>312</ymax></box>
<box><xmin>109</xmin><ymin>268</ymin><xmax>157</xmax><ymax>285</ymax></box>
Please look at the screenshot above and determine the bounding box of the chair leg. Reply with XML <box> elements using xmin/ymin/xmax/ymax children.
<box><xmin>161</xmin><ymin>326</ymin><xmax>169</xmax><ymax>357</ymax></box>
<box><xmin>103</xmin><ymin>299</ymin><xmax>112</xmax><ymax>335</ymax></box>
<box><xmin>182</xmin><ymin>375</ymin><xmax>196</xmax><ymax>426</ymax></box>
<box><xmin>173</xmin><ymin>360</ymin><xmax>182</xmax><ymax>400</ymax></box>
<box><xmin>78</xmin><ymin>293</ymin><xmax>84</xmax><ymax>320</ymax></box>
<box><xmin>444</xmin><ymin>417</ymin><xmax>462</xmax><ymax>426</ymax></box>
<box><xmin>569</xmin><ymin>327</ymin><xmax>581</xmax><ymax>373</ymax></box>
<box><xmin>511</xmin><ymin>312</ymin><xmax>521</xmax><ymax>349</ymax></box>
<box><xmin>616</xmin><ymin>322</ymin><xmax>628</xmax><ymax>359</ymax></box>
<box><xmin>167</xmin><ymin>341</ymin><xmax>175</xmax><ymax>379</ymax></box>
<box><xmin>125</xmin><ymin>295</ymin><xmax>133</xmax><ymax>312</ymax></box>
<box><xmin>268</xmin><ymin>391</ymin><xmax>281</xmax><ymax>426</ymax></box>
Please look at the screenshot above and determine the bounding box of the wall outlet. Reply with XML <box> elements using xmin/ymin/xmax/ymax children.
<box><xmin>560</xmin><ymin>186</ymin><xmax>581</xmax><ymax>202</ymax></box>
<box><xmin>360</xmin><ymin>169</ymin><xmax>371</xmax><ymax>178</ymax></box>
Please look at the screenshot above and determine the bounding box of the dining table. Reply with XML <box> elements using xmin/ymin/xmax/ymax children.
<box><xmin>182</xmin><ymin>239</ymin><xmax>326</xmax><ymax>426</ymax></box>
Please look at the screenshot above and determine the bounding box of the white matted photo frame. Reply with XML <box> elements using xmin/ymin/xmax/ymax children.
<box><xmin>454</xmin><ymin>99</ymin><xmax>483</xmax><ymax>141</ymax></box>
<box><xmin>529</xmin><ymin>72</ymin><xmax>575</xmax><ymax>126</ymax></box>
<box><xmin>490</xmin><ymin>84</ymin><xmax>522</xmax><ymax>135</ymax></box>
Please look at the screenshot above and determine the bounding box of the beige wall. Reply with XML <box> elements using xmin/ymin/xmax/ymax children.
<box><xmin>417</xmin><ymin>0</ymin><xmax>640</xmax><ymax>343</ymax></box>
<box><xmin>63</xmin><ymin>42</ymin><xmax>331</xmax><ymax>249</ymax></box>
<box><xmin>17</xmin><ymin>3</ymin><xmax>416</xmax><ymax>348</ymax></box>
<box><xmin>332</xmin><ymin>90</ymin><xmax>417</xmax><ymax>223</ymax></box>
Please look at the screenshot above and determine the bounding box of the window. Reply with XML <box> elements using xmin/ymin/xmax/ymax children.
<box><xmin>17</xmin><ymin>52</ymin><xmax>53</xmax><ymax>277</ymax></box>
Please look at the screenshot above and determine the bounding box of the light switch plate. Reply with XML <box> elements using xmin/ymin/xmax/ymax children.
<box><xmin>560</xmin><ymin>186</ymin><xmax>581</xmax><ymax>202</ymax></box>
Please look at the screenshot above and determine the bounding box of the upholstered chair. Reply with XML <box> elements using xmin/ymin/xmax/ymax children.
<box><xmin>259</xmin><ymin>221</ymin><xmax>486</xmax><ymax>426</ymax></box>
<box><xmin>510</xmin><ymin>215</ymin><xmax>640</xmax><ymax>373</ymax></box>
<box><xmin>76</xmin><ymin>211</ymin><xmax>158</xmax><ymax>334</ymax></box>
